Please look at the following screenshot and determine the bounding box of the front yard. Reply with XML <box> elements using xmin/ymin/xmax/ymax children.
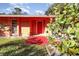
<box><xmin>0</xmin><ymin>36</ymin><xmax>79</xmax><ymax>56</ymax></box>
<box><xmin>0</xmin><ymin>37</ymin><xmax>47</xmax><ymax>56</ymax></box>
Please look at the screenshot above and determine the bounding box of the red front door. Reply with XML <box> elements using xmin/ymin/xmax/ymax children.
<box><xmin>30</xmin><ymin>21</ymin><xmax>37</xmax><ymax>35</ymax></box>
<box><xmin>37</xmin><ymin>21</ymin><xmax>43</xmax><ymax>34</ymax></box>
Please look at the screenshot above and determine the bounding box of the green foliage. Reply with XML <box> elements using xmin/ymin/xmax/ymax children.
<box><xmin>56</xmin><ymin>40</ymin><xmax>79</xmax><ymax>55</ymax></box>
<box><xmin>46</xmin><ymin>3</ymin><xmax>79</xmax><ymax>55</ymax></box>
<box><xmin>62</xmin><ymin>40</ymin><xmax>76</xmax><ymax>48</ymax></box>
<box><xmin>67</xmin><ymin>26</ymin><xmax>75</xmax><ymax>34</ymax></box>
<box><xmin>45</xmin><ymin>3</ymin><xmax>79</xmax><ymax>40</ymax></box>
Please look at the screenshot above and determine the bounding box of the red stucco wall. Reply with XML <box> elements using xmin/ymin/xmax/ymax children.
<box><xmin>0</xmin><ymin>16</ymin><xmax>54</xmax><ymax>37</ymax></box>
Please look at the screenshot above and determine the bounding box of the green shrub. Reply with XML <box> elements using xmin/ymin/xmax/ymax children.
<box><xmin>56</xmin><ymin>39</ymin><xmax>79</xmax><ymax>56</ymax></box>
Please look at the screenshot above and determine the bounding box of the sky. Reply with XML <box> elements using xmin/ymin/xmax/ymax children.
<box><xmin>0</xmin><ymin>3</ymin><xmax>52</xmax><ymax>15</ymax></box>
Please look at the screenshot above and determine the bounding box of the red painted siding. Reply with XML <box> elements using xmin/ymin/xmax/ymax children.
<box><xmin>0</xmin><ymin>16</ymin><xmax>55</xmax><ymax>37</ymax></box>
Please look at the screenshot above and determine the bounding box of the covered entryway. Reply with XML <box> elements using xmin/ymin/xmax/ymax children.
<box><xmin>30</xmin><ymin>21</ymin><xmax>43</xmax><ymax>35</ymax></box>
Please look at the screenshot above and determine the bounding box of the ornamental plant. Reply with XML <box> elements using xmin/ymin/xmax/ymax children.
<box><xmin>25</xmin><ymin>36</ymin><xmax>52</xmax><ymax>56</ymax></box>
<box><xmin>45</xmin><ymin>3</ymin><xmax>79</xmax><ymax>55</ymax></box>
<box><xmin>25</xmin><ymin>36</ymin><xmax>48</xmax><ymax>45</ymax></box>
<box><xmin>45</xmin><ymin>3</ymin><xmax>79</xmax><ymax>40</ymax></box>
<box><xmin>56</xmin><ymin>39</ymin><xmax>79</xmax><ymax>56</ymax></box>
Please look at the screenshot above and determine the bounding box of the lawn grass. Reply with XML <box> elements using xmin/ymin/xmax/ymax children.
<box><xmin>0</xmin><ymin>37</ymin><xmax>47</xmax><ymax>56</ymax></box>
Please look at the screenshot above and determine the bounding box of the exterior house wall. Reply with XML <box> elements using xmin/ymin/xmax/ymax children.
<box><xmin>21</xmin><ymin>21</ymin><xmax>30</xmax><ymax>37</ymax></box>
<box><xmin>0</xmin><ymin>15</ymin><xmax>55</xmax><ymax>37</ymax></box>
<box><xmin>0</xmin><ymin>19</ymin><xmax>50</xmax><ymax>37</ymax></box>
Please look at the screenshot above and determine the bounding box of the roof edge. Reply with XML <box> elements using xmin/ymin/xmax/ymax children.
<box><xmin>0</xmin><ymin>15</ymin><xmax>55</xmax><ymax>17</ymax></box>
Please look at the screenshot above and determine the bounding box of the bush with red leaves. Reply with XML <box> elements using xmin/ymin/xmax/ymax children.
<box><xmin>25</xmin><ymin>36</ymin><xmax>48</xmax><ymax>45</ymax></box>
